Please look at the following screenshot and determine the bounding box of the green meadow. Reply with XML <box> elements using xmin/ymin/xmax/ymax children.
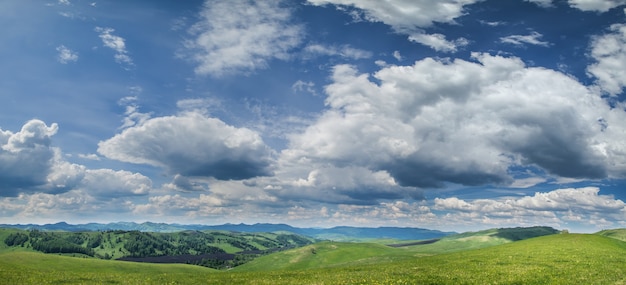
<box><xmin>1</xmin><ymin>228</ymin><xmax>626</xmax><ymax>284</ymax></box>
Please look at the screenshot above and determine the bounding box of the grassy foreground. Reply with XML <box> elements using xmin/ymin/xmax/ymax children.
<box><xmin>2</xmin><ymin>233</ymin><xmax>626</xmax><ymax>284</ymax></box>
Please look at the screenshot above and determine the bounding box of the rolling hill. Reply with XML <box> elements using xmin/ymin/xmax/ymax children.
<box><xmin>2</xmin><ymin>232</ymin><xmax>626</xmax><ymax>284</ymax></box>
<box><xmin>596</xmin><ymin>228</ymin><xmax>626</xmax><ymax>242</ymax></box>
<box><xmin>402</xmin><ymin>226</ymin><xmax>561</xmax><ymax>255</ymax></box>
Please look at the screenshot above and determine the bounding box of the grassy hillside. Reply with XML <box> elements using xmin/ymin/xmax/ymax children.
<box><xmin>224</xmin><ymin>233</ymin><xmax>626</xmax><ymax>284</ymax></box>
<box><xmin>0</xmin><ymin>250</ymin><xmax>215</xmax><ymax>284</ymax></box>
<box><xmin>3</xmin><ymin>233</ymin><xmax>626</xmax><ymax>284</ymax></box>
<box><xmin>233</xmin><ymin>241</ymin><xmax>414</xmax><ymax>272</ymax></box>
<box><xmin>403</xmin><ymin>226</ymin><xmax>560</xmax><ymax>255</ymax></box>
<box><xmin>596</xmin><ymin>228</ymin><xmax>626</xmax><ymax>242</ymax></box>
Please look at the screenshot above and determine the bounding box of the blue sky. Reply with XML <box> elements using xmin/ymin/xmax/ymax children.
<box><xmin>1</xmin><ymin>0</ymin><xmax>626</xmax><ymax>232</ymax></box>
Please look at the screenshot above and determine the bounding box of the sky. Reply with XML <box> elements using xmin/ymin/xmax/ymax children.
<box><xmin>1</xmin><ymin>0</ymin><xmax>626</xmax><ymax>233</ymax></box>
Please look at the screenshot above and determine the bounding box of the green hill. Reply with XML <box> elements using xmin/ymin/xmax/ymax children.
<box><xmin>596</xmin><ymin>228</ymin><xmax>626</xmax><ymax>242</ymax></box>
<box><xmin>404</xmin><ymin>226</ymin><xmax>560</xmax><ymax>255</ymax></box>
<box><xmin>225</xmin><ymin>233</ymin><xmax>626</xmax><ymax>284</ymax></box>
<box><xmin>0</xmin><ymin>228</ymin><xmax>315</xmax><ymax>269</ymax></box>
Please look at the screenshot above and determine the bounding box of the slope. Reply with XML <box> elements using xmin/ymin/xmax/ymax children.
<box><xmin>224</xmin><ymin>233</ymin><xmax>626</xmax><ymax>284</ymax></box>
<box><xmin>0</xmin><ymin>250</ymin><xmax>216</xmax><ymax>284</ymax></box>
<box><xmin>234</xmin><ymin>226</ymin><xmax>560</xmax><ymax>272</ymax></box>
<box><xmin>232</xmin><ymin>241</ymin><xmax>414</xmax><ymax>272</ymax></box>
<box><xmin>404</xmin><ymin>226</ymin><xmax>560</xmax><ymax>255</ymax></box>
<box><xmin>596</xmin><ymin>228</ymin><xmax>626</xmax><ymax>242</ymax></box>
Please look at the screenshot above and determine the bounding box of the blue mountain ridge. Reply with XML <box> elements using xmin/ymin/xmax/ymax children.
<box><xmin>0</xmin><ymin>222</ymin><xmax>455</xmax><ymax>240</ymax></box>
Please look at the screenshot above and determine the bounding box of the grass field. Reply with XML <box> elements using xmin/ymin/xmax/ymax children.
<box><xmin>2</xmin><ymin>232</ymin><xmax>626</xmax><ymax>284</ymax></box>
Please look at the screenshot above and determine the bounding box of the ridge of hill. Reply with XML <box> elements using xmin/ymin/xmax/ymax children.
<box><xmin>0</xmin><ymin>222</ymin><xmax>454</xmax><ymax>241</ymax></box>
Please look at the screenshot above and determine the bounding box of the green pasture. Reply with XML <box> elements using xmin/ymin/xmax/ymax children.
<box><xmin>2</xmin><ymin>232</ymin><xmax>626</xmax><ymax>284</ymax></box>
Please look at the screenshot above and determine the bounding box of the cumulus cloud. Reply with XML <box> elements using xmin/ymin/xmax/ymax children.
<box><xmin>95</xmin><ymin>27</ymin><xmax>134</xmax><ymax>67</ymax></box>
<box><xmin>0</xmin><ymin>120</ymin><xmax>160</xmax><ymax>199</ymax></box>
<box><xmin>0</xmin><ymin>120</ymin><xmax>59</xmax><ymax>196</ymax></box>
<box><xmin>55</xmin><ymin>45</ymin><xmax>78</xmax><ymax>64</ymax></box>
<box><xmin>307</xmin><ymin>0</ymin><xmax>481</xmax><ymax>51</ymax></box>
<box><xmin>307</xmin><ymin>0</ymin><xmax>481</xmax><ymax>29</ymax></box>
<box><xmin>567</xmin><ymin>0</ymin><xmax>626</xmax><ymax>12</ymax></box>
<box><xmin>283</xmin><ymin>53</ymin><xmax>626</xmax><ymax>189</ymax></box>
<box><xmin>588</xmin><ymin>23</ymin><xmax>626</xmax><ymax>96</ymax></box>
<box><xmin>98</xmin><ymin>111</ymin><xmax>274</xmax><ymax>180</ymax></box>
<box><xmin>500</xmin><ymin>31</ymin><xmax>550</xmax><ymax>47</ymax></box>
<box><xmin>184</xmin><ymin>0</ymin><xmax>303</xmax><ymax>76</ymax></box>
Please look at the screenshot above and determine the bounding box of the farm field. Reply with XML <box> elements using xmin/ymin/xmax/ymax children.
<box><xmin>2</xmin><ymin>230</ymin><xmax>626</xmax><ymax>284</ymax></box>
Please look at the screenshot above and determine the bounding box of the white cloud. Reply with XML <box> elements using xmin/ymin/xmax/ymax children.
<box><xmin>408</xmin><ymin>33</ymin><xmax>469</xmax><ymax>52</ymax></box>
<box><xmin>392</xmin><ymin>50</ymin><xmax>403</xmax><ymax>61</ymax></box>
<box><xmin>0</xmin><ymin>120</ymin><xmax>59</xmax><ymax>196</ymax></box>
<box><xmin>56</xmin><ymin>45</ymin><xmax>78</xmax><ymax>64</ymax></box>
<box><xmin>176</xmin><ymin>98</ymin><xmax>222</xmax><ymax>114</ymax></box>
<box><xmin>292</xmin><ymin>80</ymin><xmax>318</xmax><ymax>96</ymax></box>
<box><xmin>98</xmin><ymin>111</ymin><xmax>274</xmax><ymax>180</ymax></box>
<box><xmin>117</xmin><ymin>96</ymin><xmax>151</xmax><ymax>129</ymax></box>
<box><xmin>567</xmin><ymin>0</ymin><xmax>626</xmax><ymax>12</ymax></box>
<box><xmin>95</xmin><ymin>27</ymin><xmax>134</xmax><ymax>67</ymax></box>
<box><xmin>500</xmin><ymin>31</ymin><xmax>550</xmax><ymax>47</ymax></box>
<box><xmin>526</xmin><ymin>0</ymin><xmax>553</xmax><ymax>7</ymax></box>
<box><xmin>303</xmin><ymin>43</ymin><xmax>372</xmax><ymax>59</ymax></box>
<box><xmin>184</xmin><ymin>0</ymin><xmax>303</xmax><ymax>76</ymax></box>
<box><xmin>0</xmin><ymin>120</ymin><xmax>154</xmax><ymax>200</ymax></box>
<box><xmin>77</xmin><ymin>153</ymin><xmax>100</xmax><ymax>160</ymax></box>
<box><xmin>307</xmin><ymin>0</ymin><xmax>482</xmax><ymax>30</ymax></box>
<box><xmin>307</xmin><ymin>0</ymin><xmax>481</xmax><ymax>51</ymax></box>
<box><xmin>434</xmin><ymin>187</ymin><xmax>626</xmax><ymax>230</ymax></box>
<box><xmin>81</xmin><ymin>169</ymin><xmax>151</xmax><ymax>197</ymax></box>
<box><xmin>282</xmin><ymin>53</ymin><xmax>626</xmax><ymax>189</ymax></box>
<box><xmin>479</xmin><ymin>20</ymin><xmax>505</xmax><ymax>26</ymax></box>
<box><xmin>588</xmin><ymin>23</ymin><xmax>626</xmax><ymax>96</ymax></box>
<box><xmin>133</xmin><ymin>193</ymin><xmax>226</xmax><ymax>218</ymax></box>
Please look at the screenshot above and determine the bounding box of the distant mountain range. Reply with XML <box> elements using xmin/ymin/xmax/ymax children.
<box><xmin>0</xmin><ymin>222</ymin><xmax>455</xmax><ymax>241</ymax></box>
